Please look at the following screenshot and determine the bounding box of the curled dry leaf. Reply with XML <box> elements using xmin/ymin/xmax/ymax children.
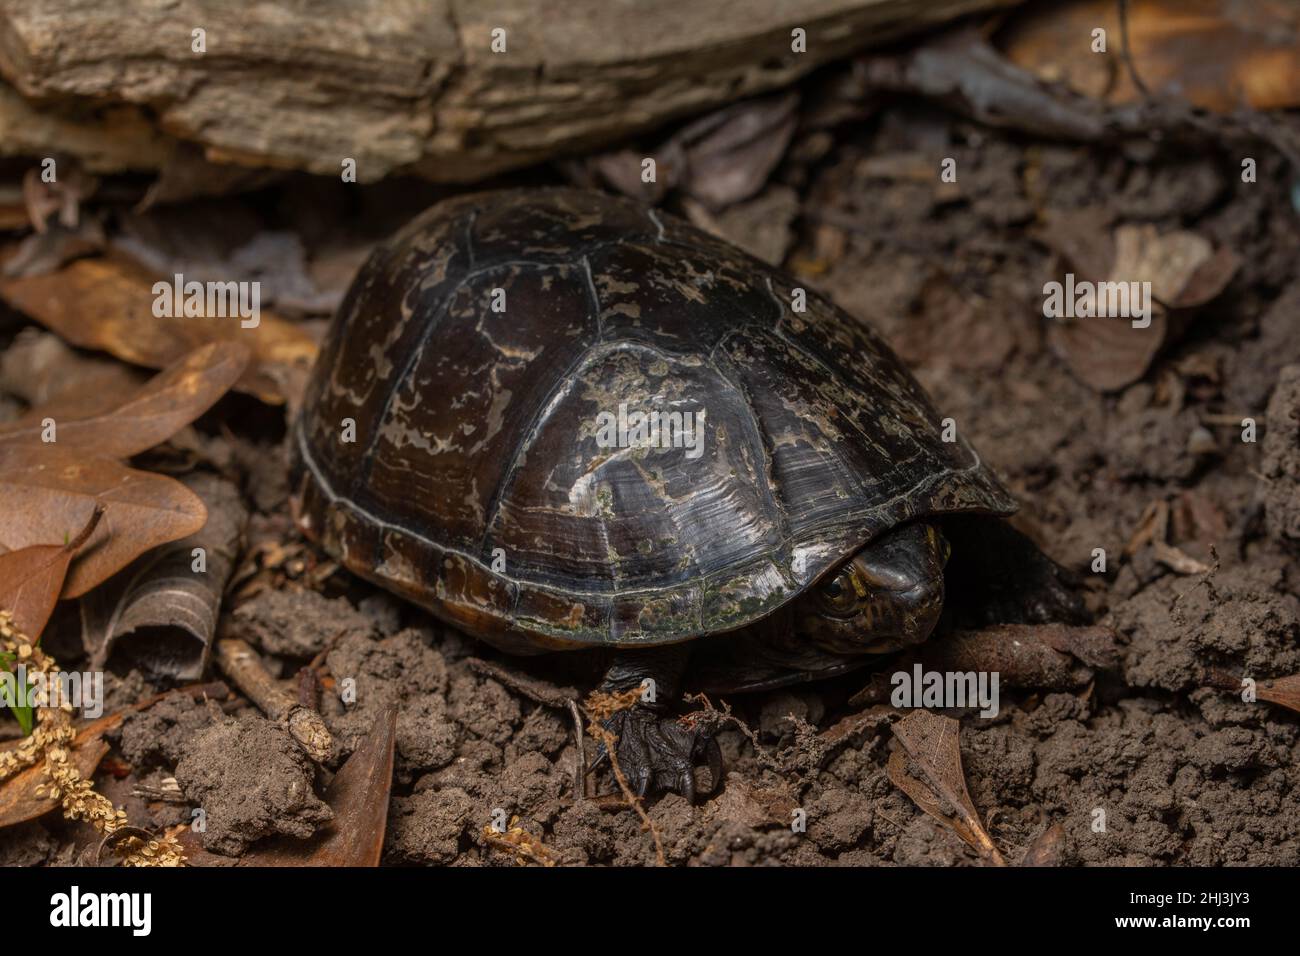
<box><xmin>582</xmin><ymin>93</ymin><xmax>798</xmax><ymax>211</ymax></box>
<box><xmin>2</xmin><ymin>219</ymin><xmax>106</xmax><ymax>280</ymax></box>
<box><xmin>0</xmin><ymin>505</ymin><xmax>103</xmax><ymax>639</ymax></box>
<box><xmin>887</xmin><ymin>710</ymin><xmax>1006</xmax><ymax>866</ymax></box>
<box><xmin>81</xmin><ymin>473</ymin><xmax>247</xmax><ymax>680</ymax></box>
<box><xmin>0</xmin><ymin>257</ymin><xmax>317</xmax><ymax>404</ymax></box>
<box><xmin>856</xmin><ymin>29</ymin><xmax>1111</xmax><ymax>141</ymax></box>
<box><xmin>111</xmin><ymin>209</ymin><xmax>329</xmax><ymax>316</ymax></box>
<box><xmin>668</xmin><ymin>92</ymin><xmax>799</xmax><ymax>210</ymax></box>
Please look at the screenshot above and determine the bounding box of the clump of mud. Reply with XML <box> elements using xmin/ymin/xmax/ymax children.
<box><xmin>174</xmin><ymin>715</ymin><xmax>332</xmax><ymax>855</ymax></box>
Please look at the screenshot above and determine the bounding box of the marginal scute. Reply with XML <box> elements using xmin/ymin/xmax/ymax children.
<box><xmin>291</xmin><ymin>188</ymin><xmax>1017</xmax><ymax>650</ymax></box>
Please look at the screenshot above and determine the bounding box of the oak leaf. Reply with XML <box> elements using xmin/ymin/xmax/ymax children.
<box><xmin>0</xmin><ymin>343</ymin><xmax>249</xmax><ymax>599</ymax></box>
<box><xmin>0</xmin><ymin>258</ymin><xmax>315</xmax><ymax>404</ymax></box>
<box><xmin>0</xmin><ymin>506</ymin><xmax>102</xmax><ymax>639</ymax></box>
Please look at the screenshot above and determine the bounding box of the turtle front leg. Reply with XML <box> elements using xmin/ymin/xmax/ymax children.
<box><xmin>590</xmin><ymin>644</ymin><xmax>722</xmax><ymax>802</ymax></box>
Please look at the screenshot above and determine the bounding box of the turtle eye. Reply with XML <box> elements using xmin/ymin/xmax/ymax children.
<box><xmin>817</xmin><ymin>569</ymin><xmax>860</xmax><ymax>618</ymax></box>
<box><xmin>932</xmin><ymin>527</ymin><xmax>951</xmax><ymax>565</ymax></box>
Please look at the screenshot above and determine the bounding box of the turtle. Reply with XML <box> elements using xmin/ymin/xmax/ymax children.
<box><xmin>290</xmin><ymin>187</ymin><xmax>1081</xmax><ymax>800</ymax></box>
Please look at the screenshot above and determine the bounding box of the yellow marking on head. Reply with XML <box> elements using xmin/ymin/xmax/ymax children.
<box><xmin>929</xmin><ymin>525</ymin><xmax>951</xmax><ymax>563</ymax></box>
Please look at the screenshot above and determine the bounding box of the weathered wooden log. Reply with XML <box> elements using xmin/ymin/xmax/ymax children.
<box><xmin>0</xmin><ymin>0</ymin><xmax>1018</xmax><ymax>182</ymax></box>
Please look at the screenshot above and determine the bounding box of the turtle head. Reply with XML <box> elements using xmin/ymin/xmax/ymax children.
<box><xmin>795</xmin><ymin>522</ymin><xmax>949</xmax><ymax>655</ymax></box>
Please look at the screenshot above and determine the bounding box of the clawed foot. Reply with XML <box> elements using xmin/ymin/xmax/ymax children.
<box><xmin>590</xmin><ymin>705</ymin><xmax>723</xmax><ymax>803</ymax></box>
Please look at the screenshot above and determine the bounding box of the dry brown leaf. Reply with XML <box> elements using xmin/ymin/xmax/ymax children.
<box><xmin>0</xmin><ymin>448</ymin><xmax>207</xmax><ymax>599</ymax></box>
<box><xmin>0</xmin><ymin>343</ymin><xmax>252</xmax><ymax>599</ymax></box>
<box><xmin>894</xmin><ymin>276</ymin><xmax>1015</xmax><ymax>372</ymax></box>
<box><xmin>1171</xmin><ymin>489</ymin><xmax>1228</xmax><ymax>545</ymax></box>
<box><xmin>1045</xmin><ymin>223</ymin><xmax>1238</xmax><ymax>391</ymax></box>
<box><xmin>1206</xmin><ymin>670</ymin><xmax>1300</xmax><ymax>716</ymax></box>
<box><xmin>0</xmin><ymin>257</ymin><xmax>316</xmax><ymax>404</ymax></box>
<box><xmin>1049</xmin><ymin>310</ymin><xmax>1171</xmax><ymax>393</ymax></box>
<box><xmin>888</xmin><ymin>710</ymin><xmax>1006</xmax><ymax>866</ymax></box>
<box><xmin>669</xmin><ymin>92</ymin><xmax>799</xmax><ymax>210</ymax></box>
<box><xmin>999</xmin><ymin>0</ymin><xmax>1300</xmax><ymax>112</ymax></box>
<box><xmin>240</xmin><ymin>704</ymin><xmax>397</xmax><ymax>867</ymax></box>
<box><xmin>1126</xmin><ymin>498</ymin><xmax>1216</xmax><ymax>575</ymax></box>
<box><xmin>0</xmin><ymin>341</ymin><xmax>247</xmax><ymax>458</ymax></box>
<box><xmin>0</xmin><ymin>506</ymin><xmax>102</xmax><ymax>639</ymax></box>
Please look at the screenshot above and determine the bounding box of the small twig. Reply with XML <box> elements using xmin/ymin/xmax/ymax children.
<box><xmin>131</xmin><ymin>777</ymin><xmax>187</xmax><ymax>804</ymax></box>
<box><xmin>567</xmin><ymin>699</ymin><xmax>587</xmax><ymax>801</ymax></box>
<box><xmin>296</xmin><ymin>667</ymin><xmax>319</xmax><ymax>710</ymax></box>
<box><xmin>876</xmin><ymin>811</ymin><xmax>907</xmax><ymax>832</ymax></box>
<box><xmin>466</xmin><ymin>658</ymin><xmax>592</xmax><ymax>802</ymax></box>
<box><xmin>465</xmin><ymin>657</ymin><xmax>577</xmax><ymax>708</ymax></box>
<box><xmin>1200</xmin><ymin>412</ymin><xmax>1260</xmax><ymax>427</ymax></box>
<box><xmin>215</xmin><ymin>637</ymin><xmax>332</xmax><ymax>763</ymax></box>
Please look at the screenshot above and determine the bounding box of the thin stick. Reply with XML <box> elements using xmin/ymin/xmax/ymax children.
<box><xmin>216</xmin><ymin>637</ymin><xmax>332</xmax><ymax>763</ymax></box>
<box><xmin>567</xmin><ymin>699</ymin><xmax>587</xmax><ymax>801</ymax></box>
<box><xmin>465</xmin><ymin>657</ymin><xmax>577</xmax><ymax>708</ymax></box>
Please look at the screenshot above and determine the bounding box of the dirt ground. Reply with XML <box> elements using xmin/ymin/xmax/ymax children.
<box><xmin>2</xmin><ymin>59</ymin><xmax>1299</xmax><ymax>868</ymax></box>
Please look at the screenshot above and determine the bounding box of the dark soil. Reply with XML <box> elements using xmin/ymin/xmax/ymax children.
<box><xmin>6</xmin><ymin>83</ymin><xmax>1299</xmax><ymax>868</ymax></box>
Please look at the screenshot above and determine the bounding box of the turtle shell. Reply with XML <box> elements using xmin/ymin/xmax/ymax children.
<box><xmin>290</xmin><ymin>188</ymin><xmax>1016</xmax><ymax>653</ymax></box>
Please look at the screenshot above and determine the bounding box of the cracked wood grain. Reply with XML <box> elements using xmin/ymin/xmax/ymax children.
<box><xmin>0</xmin><ymin>0</ymin><xmax>1020</xmax><ymax>182</ymax></box>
